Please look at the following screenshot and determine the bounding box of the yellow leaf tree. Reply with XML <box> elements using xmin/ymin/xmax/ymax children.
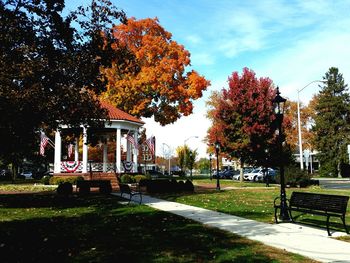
<box><xmin>101</xmin><ymin>17</ymin><xmax>210</xmax><ymax>125</ymax></box>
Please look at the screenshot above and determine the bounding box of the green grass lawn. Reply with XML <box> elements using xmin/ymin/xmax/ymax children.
<box><xmin>193</xmin><ymin>179</ymin><xmax>275</xmax><ymax>188</ymax></box>
<box><xmin>0</xmin><ymin>182</ymin><xmax>55</xmax><ymax>192</ymax></box>
<box><xmin>0</xmin><ymin>189</ymin><xmax>317</xmax><ymax>262</ymax></box>
<box><xmin>161</xmin><ymin>180</ymin><xmax>350</xmax><ymax>236</ymax></box>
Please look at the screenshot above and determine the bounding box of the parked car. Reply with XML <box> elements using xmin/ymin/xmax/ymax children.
<box><xmin>244</xmin><ymin>167</ymin><xmax>276</xmax><ymax>181</ymax></box>
<box><xmin>256</xmin><ymin>168</ymin><xmax>276</xmax><ymax>182</ymax></box>
<box><xmin>232</xmin><ymin>173</ymin><xmax>241</xmax><ymax>180</ymax></box>
<box><xmin>212</xmin><ymin>170</ymin><xmax>221</xmax><ymax>179</ymax></box>
<box><xmin>220</xmin><ymin>169</ymin><xmax>239</xmax><ymax>179</ymax></box>
<box><xmin>20</xmin><ymin>171</ymin><xmax>33</xmax><ymax>179</ymax></box>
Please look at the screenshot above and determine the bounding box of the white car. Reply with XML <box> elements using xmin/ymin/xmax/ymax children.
<box><xmin>20</xmin><ymin>171</ymin><xmax>33</xmax><ymax>179</ymax></box>
<box><xmin>243</xmin><ymin>168</ymin><xmax>265</xmax><ymax>181</ymax></box>
<box><xmin>232</xmin><ymin>174</ymin><xmax>241</xmax><ymax>180</ymax></box>
<box><xmin>244</xmin><ymin>168</ymin><xmax>276</xmax><ymax>181</ymax></box>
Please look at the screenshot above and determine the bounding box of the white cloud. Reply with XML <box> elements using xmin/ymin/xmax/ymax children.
<box><xmin>185</xmin><ymin>35</ymin><xmax>202</xmax><ymax>45</ymax></box>
<box><xmin>191</xmin><ymin>52</ymin><xmax>215</xmax><ymax>66</ymax></box>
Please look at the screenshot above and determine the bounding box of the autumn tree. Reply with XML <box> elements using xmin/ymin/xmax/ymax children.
<box><xmin>207</xmin><ymin>68</ymin><xmax>291</xmax><ymax>181</ymax></box>
<box><xmin>283</xmin><ymin>100</ymin><xmax>314</xmax><ymax>152</ymax></box>
<box><xmin>312</xmin><ymin>67</ymin><xmax>350</xmax><ymax>177</ymax></box>
<box><xmin>0</xmin><ymin>0</ymin><xmax>126</xmax><ymax>178</ymax></box>
<box><xmin>175</xmin><ymin>145</ymin><xmax>197</xmax><ymax>174</ymax></box>
<box><xmin>101</xmin><ymin>17</ymin><xmax>210</xmax><ymax>125</ymax></box>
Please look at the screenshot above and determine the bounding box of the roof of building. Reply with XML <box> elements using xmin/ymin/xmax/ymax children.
<box><xmin>100</xmin><ymin>100</ymin><xmax>144</xmax><ymax>125</ymax></box>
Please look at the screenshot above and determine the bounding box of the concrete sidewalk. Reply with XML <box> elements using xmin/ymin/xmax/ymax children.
<box><xmin>114</xmin><ymin>193</ymin><xmax>350</xmax><ymax>263</ymax></box>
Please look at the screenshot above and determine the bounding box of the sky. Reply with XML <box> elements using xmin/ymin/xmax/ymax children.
<box><xmin>67</xmin><ymin>0</ymin><xmax>350</xmax><ymax>159</ymax></box>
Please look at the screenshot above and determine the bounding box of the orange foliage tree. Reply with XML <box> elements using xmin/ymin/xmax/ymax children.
<box><xmin>101</xmin><ymin>17</ymin><xmax>210</xmax><ymax>125</ymax></box>
<box><xmin>283</xmin><ymin>98</ymin><xmax>316</xmax><ymax>153</ymax></box>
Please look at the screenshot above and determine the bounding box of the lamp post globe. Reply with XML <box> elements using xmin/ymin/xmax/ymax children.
<box><xmin>215</xmin><ymin>141</ymin><xmax>220</xmax><ymax>190</ymax></box>
<box><xmin>273</xmin><ymin>87</ymin><xmax>290</xmax><ymax>221</ymax></box>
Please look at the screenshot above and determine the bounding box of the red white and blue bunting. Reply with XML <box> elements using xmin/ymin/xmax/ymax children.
<box><xmin>122</xmin><ymin>161</ymin><xmax>134</xmax><ymax>172</ymax></box>
<box><xmin>61</xmin><ymin>161</ymin><xmax>81</xmax><ymax>173</ymax></box>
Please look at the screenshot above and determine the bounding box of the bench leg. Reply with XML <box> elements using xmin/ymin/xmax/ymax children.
<box><xmin>139</xmin><ymin>194</ymin><xmax>142</xmax><ymax>204</ymax></box>
<box><xmin>274</xmin><ymin>207</ymin><xmax>279</xmax><ymax>223</ymax></box>
<box><xmin>326</xmin><ymin>215</ymin><xmax>331</xmax><ymax>236</ymax></box>
<box><xmin>341</xmin><ymin>215</ymin><xmax>349</xmax><ymax>234</ymax></box>
<box><xmin>130</xmin><ymin>193</ymin><xmax>142</xmax><ymax>204</ymax></box>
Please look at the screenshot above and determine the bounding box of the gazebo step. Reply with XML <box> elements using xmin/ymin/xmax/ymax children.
<box><xmin>53</xmin><ymin>172</ymin><xmax>119</xmax><ymax>190</ymax></box>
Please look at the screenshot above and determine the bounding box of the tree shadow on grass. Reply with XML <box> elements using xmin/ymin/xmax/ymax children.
<box><xmin>0</xmin><ymin>193</ymin><xmax>294</xmax><ymax>263</ymax></box>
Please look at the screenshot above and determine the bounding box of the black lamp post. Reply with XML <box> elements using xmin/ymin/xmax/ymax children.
<box><xmin>88</xmin><ymin>160</ymin><xmax>94</xmax><ymax>180</ymax></box>
<box><xmin>273</xmin><ymin>87</ymin><xmax>290</xmax><ymax>221</ymax></box>
<box><xmin>209</xmin><ymin>153</ymin><xmax>212</xmax><ymax>180</ymax></box>
<box><xmin>215</xmin><ymin>141</ymin><xmax>220</xmax><ymax>190</ymax></box>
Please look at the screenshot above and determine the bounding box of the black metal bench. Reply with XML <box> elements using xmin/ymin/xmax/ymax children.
<box><xmin>76</xmin><ymin>180</ymin><xmax>112</xmax><ymax>194</ymax></box>
<box><xmin>118</xmin><ymin>183</ymin><xmax>142</xmax><ymax>204</ymax></box>
<box><xmin>274</xmin><ymin>191</ymin><xmax>349</xmax><ymax>236</ymax></box>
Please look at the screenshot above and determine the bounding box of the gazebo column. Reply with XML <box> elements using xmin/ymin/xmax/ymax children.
<box><xmin>103</xmin><ymin>142</ymin><xmax>108</xmax><ymax>172</ymax></box>
<box><xmin>74</xmin><ymin>137</ymin><xmax>79</xmax><ymax>162</ymax></box>
<box><xmin>116</xmin><ymin>128</ymin><xmax>121</xmax><ymax>173</ymax></box>
<box><xmin>126</xmin><ymin>139</ymin><xmax>132</xmax><ymax>162</ymax></box>
<box><xmin>133</xmin><ymin>131</ymin><xmax>138</xmax><ymax>173</ymax></box>
<box><xmin>54</xmin><ymin>130</ymin><xmax>62</xmax><ymax>173</ymax></box>
<box><xmin>82</xmin><ymin>127</ymin><xmax>88</xmax><ymax>173</ymax></box>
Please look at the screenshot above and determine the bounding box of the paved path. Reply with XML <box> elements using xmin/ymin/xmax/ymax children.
<box><xmin>114</xmin><ymin>193</ymin><xmax>350</xmax><ymax>263</ymax></box>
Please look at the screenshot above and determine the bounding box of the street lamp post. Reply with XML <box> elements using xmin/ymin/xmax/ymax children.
<box><xmin>273</xmin><ymin>87</ymin><xmax>290</xmax><ymax>221</ymax></box>
<box><xmin>215</xmin><ymin>141</ymin><xmax>220</xmax><ymax>191</ymax></box>
<box><xmin>162</xmin><ymin>143</ymin><xmax>171</xmax><ymax>175</ymax></box>
<box><xmin>297</xmin><ymin>80</ymin><xmax>326</xmax><ymax>170</ymax></box>
<box><xmin>189</xmin><ymin>151</ymin><xmax>193</xmax><ymax>180</ymax></box>
<box><xmin>209</xmin><ymin>153</ymin><xmax>212</xmax><ymax>180</ymax></box>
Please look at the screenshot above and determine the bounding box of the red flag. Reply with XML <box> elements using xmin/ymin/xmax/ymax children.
<box><xmin>146</xmin><ymin>136</ymin><xmax>155</xmax><ymax>156</ymax></box>
<box><xmin>126</xmin><ymin>134</ymin><xmax>138</xmax><ymax>149</ymax></box>
<box><xmin>40</xmin><ymin>134</ymin><xmax>49</xmax><ymax>156</ymax></box>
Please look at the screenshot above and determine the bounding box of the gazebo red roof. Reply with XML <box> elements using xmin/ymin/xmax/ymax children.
<box><xmin>100</xmin><ymin>101</ymin><xmax>144</xmax><ymax>125</ymax></box>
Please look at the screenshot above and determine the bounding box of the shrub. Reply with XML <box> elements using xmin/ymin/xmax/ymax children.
<box><xmin>57</xmin><ymin>182</ymin><xmax>73</xmax><ymax>196</ymax></box>
<box><xmin>41</xmin><ymin>175</ymin><xmax>51</xmax><ymax>185</ymax></box>
<box><xmin>120</xmin><ymin>174</ymin><xmax>135</xmax><ymax>183</ymax></box>
<box><xmin>134</xmin><ymin>174</ymin><xmax>147</xmax><ymax>183</ymax></box>
<box><xmin>277</xmin><ymin>166</ymin><xmax>309</xmax><ymax>186</ymax></box>
<box><xmin>184</xmin><ymin>180</ymin><xmax>194</xmax><ymax>192</ymax></box>
<box><xmin>49</xmin><ymin>176</ymin><xmax>84</xmax><ymax>185</ymax></box>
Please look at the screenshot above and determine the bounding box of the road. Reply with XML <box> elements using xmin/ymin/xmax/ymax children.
<box><xmin>317</xmin><ymin>178</ymin><xmax>350</xmax><ymax>190</ymax></box>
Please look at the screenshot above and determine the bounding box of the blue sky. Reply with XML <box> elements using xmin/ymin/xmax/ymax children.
<box><xmin>66</xmin><ymin>0</ymin><xmax>350</xmax><ymax>158</ymax></box>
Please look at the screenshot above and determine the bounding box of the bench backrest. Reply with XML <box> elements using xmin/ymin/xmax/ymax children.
<box><xmin>77</xmin><ymin>180</ymin><xmax>110</xmax><ymax>188</ymax></box>
<box><xmin>119</xmin><ymin>183</ymin><xmax>131</xmax><ymax>194</ymax></box>
<box><xmin>290</xmin><ymin>192</ymin><xmax>349</xmax><ymax>214</ymax></box>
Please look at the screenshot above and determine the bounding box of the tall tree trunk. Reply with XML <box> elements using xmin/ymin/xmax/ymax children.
<box><xmin>337</xmin><ymin>160</ymin><xmax>342</xmax><ymax>178</ymax></box>
<box><xmin>240</xmin><ymin>159</ymin><xmax>244</xmax><ymax>182</ymax></box>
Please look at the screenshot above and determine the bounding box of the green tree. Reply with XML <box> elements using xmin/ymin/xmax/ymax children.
<box><xmin>0</xmin><ymin>0</ymin><xmax>126</xmax><ymax>178</ymax></box>
<box><xmin>187</xmin><ymin>149</ymin><xmax>198</xmax><ymax>172</ymax></box>
<box><xmin>312</xmin><ymin>67</ymin><xmax>350</xmax><ymax>177</ymax></box>
<box><xmin>175</xmin><ymin>145</ymin><xmax>198</xmax><ymax>173</ymax></box>
<box><xmin>176</xmin><ymin>146</ymin><xmax>186</xmax><ymax>172</ymax></box>
<box><xmin>196</xmin><ymin>158</ymin><xmax>210</xmax><ymax>174</ymax></box>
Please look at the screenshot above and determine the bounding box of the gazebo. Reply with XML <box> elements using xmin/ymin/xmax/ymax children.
<box><xmin>53</xmin><ymin>101</ymin><xmax>144</xmax><ymax>177</ymax></box>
